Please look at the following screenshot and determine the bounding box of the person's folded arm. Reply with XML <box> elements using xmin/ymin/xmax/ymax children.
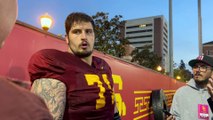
<box><xmin>31</xmin><ymin>78</ymin><xmax>66</xmax><ymax>120</ymax></box>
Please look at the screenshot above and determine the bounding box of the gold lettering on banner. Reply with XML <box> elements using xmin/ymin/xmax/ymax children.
<box><xmin>133</xmin><ymin>97</ymin><xmax>143</xmax><ymax>114</ymax></box>
<box><xmin>164</xmin><ymin>90</ymin><xmax>176</xmax><ymax>106</ymax></box>
<box><xmin>133</xmin><ymin>90</ymin><xmax>176</xmax><ymax>120</ymax></box>
<box><xmin>112</xmin><ymin>75</ymin><xmax>126</xmax><ymax>117</ymax></box>
<box><xmin>133</xmin><ymin>91</ymin><xmax>152</xmax><ymax>120</ymax></box>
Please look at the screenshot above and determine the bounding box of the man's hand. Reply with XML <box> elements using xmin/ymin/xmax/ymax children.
<box><xmin>207</xmin><ymin>77</ymin><xmax>213</xmax><ymax>100</ymax></box>
<box><xmin>166</xmin><ymin>115</ymin><xmax>175</xmax><ymax>120</ymax></box>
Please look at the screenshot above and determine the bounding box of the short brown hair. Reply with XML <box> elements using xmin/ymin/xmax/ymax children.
<box><xmin>65</xmin><ymin>12</ymin><xmax>95</xmax><ymax>35</ymax></box>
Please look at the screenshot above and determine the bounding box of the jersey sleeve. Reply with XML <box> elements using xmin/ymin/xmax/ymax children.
<box><xmin>28</xmin><ymin>49</ymin><xmax>66</xmax><ymax>83</ymax></box>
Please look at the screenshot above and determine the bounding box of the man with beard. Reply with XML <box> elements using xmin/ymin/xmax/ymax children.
<box><xmin>167</xmin><ymin>55</ymin><xmax>213</xmax><ymax>120</ymax></box>
<box><xmin>28</xmin><ymin>12</ymin><xmax>120</xmax><ymax>120</ymax></box>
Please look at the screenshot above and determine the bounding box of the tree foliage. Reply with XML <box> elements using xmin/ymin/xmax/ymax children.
<box><xmin>131</xmin><ymin>45</ymin><xmax>162</xmax><ymax>70</ymax></box>
<box><xmin>179</xmin><ymin>60</ymin><xmax>186</xmax><ymax>70</ymax></box>
<box><xmin>174</xmin><ymin>60</ymin><xmax>192</xmax><ymax>82</ymax></box>
<box><xmin>92</xmin><ymin>12</ymin><xmax>129</xmax><ymax>57</ymax></box>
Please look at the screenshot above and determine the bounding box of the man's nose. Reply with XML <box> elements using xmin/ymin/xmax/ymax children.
<box><xmin>194</xmin><ymin>68</ymin><xmax>201</xmax><ymax>74</ymax></box>
<box><xmin>81</xmin><ymin>31</ymin><xmax>87</xmax><ymax>39</ymax></box>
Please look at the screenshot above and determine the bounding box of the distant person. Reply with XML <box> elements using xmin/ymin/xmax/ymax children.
<box><xmin>0</xmin><ymin>0</ymin><xmax>53</xmax><ymax>119</ymax></box>
<box><xmin>28</xmin><ymin>12</ymin><xmax>120</xmax><ymax>120</ymax></box>
<box><xmin>167</xmin><ymin>55</ymin><xmax>213</xmax><ymax>120</ymax></box>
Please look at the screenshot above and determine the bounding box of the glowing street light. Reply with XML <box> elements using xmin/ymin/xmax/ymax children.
<box><xmin>156</xmin><ymin>66</ymin><xmax>162</xmax><ymax>72</ymax></box>
<box><xmin>40</xmin><ymin>13</ymin><xmax>53</xmax><ymax>31</ymax></box>
<box><xmin>176</xmin><ymin>75</ymin><xmax>181</xmax><ymax>80</ymax></box>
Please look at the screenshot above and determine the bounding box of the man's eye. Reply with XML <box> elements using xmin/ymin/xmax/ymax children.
<box><xmin>72</xmin><ymin>30</ymin><xmax>81</xmax><ymax>34</ymax></box>
<box><xmin>200</xmin><ymin>66</ymin><xmax>206</xmax><ymax>69</ymax></box>
<box><xmin>193</xmin><ymin>66</ymin><xmax>198</xmax><ymax>69</ymax></box>
<box><xmin>86</xmin><ymin>30</ymin><xmax>93</xmax><ymax>34</ymax></box>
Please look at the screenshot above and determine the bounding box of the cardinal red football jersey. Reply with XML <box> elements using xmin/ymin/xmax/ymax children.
<box><xmin>28</xmin><ymin>49</ymin><xmax>115</xmax><ymax>120</ymax></box>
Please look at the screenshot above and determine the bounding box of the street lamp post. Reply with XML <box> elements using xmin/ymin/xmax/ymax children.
<box><xmin>169</xmin><ymin>0</ymin><xmax>174</xmax><ymax>77</ymax></box>
<box><xmin>40</xmin><ymin>13</ymin><xmax>53</xmax><ymax>31</ymax></box>
<box><xmin>198</xmin><ymin>0</ymin><xmax>202</xmax><ymax>55</ymax></box>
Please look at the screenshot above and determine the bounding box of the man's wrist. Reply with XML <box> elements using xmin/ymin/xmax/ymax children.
<box><xmin>114</xmin><ymin>112</ymin><xmax>121</xmax><ymax>120</ymax></box>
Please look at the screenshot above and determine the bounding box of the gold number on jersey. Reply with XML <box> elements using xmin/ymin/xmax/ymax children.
<box><xmin>102</xmin><ymin>74</ymin><xmax>115</xmax><ymax>104</ymax></box>
<box><xmin>85</xmin><ymin>74</ymin><xmax>113</xmax><ymax>109</ymax></box>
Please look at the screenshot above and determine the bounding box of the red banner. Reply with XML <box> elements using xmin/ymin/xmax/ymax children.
<box><xmin>0</xmin><ymin>21</ymin><xmax>185</xmax><ymax>120</ymax></box>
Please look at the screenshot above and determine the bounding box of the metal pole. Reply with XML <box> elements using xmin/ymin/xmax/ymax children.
<box><xmin>198</xmin><ymin>0</ymin><xmax>202</xmax><ymax>55</ymax></box>
<box><xmin>169</xmin><ymin>0</ymin><xmax>173</xmax><ymax>77</ymax></box>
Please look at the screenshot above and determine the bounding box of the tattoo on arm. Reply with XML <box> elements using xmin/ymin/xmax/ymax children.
<box><xmin>31</xmin><ymin>78</ymin><xmax>66</xmax><ymax>120</ymax></box>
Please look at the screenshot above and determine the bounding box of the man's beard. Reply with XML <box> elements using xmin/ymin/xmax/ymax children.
<box><xmin>71</xmin><ymin>49</ymin><xmax>93</xmax><ymax>58</ymax></box>
<box><xmin>194</xmin><ymin>78</ymin><xmax>208</xmax><ymax>87</ymax></box>
<box><xmin>68</xmin><ymin>41</ymin><xmax>93</xmax><ymax>58</ymax></box>
<box><xmin>194</xmin><ymin>72</ymin><xmax>209</xmax><ymax>87</ymax></box>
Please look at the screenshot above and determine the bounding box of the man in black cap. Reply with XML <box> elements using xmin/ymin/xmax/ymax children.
<box><xmin>167</xmin><ymin>55</ymin><xmax>213</xmax><ymax>120</ymax></box>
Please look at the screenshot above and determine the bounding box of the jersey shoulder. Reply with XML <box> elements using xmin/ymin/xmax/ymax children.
<box><xmin>28</xmin><ymin>49</ymin><xmax>68</xmax><ymax>81</ymax></box>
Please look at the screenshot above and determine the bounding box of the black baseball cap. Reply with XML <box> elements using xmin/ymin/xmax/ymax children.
<box><xmin>189</xmin><ymin>55</ymin><xmax>213</xmax><ymax>67</ymax></box>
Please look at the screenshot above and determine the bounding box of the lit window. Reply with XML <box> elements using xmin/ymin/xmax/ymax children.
<box><xmin>139</xmin><ymin>24</ymin><xmax>146</xmax><ymax>28</ymax></box>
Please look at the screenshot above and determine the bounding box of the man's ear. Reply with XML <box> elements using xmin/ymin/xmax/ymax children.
<box><xmin>211</xmin><ymin>71</ymin><xmax>213</xmax><ymax>78</ymax></box>
<box><xmin>65</xmin><ymin>35</ymin><xmax>69</xmax><ymax>45</ymax></box>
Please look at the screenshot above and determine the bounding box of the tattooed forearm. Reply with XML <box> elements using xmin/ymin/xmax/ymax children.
<box><xmin>31</xmin><ymin>78</ymin><xmax>66</xmax><ymax>120</ymax></box>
